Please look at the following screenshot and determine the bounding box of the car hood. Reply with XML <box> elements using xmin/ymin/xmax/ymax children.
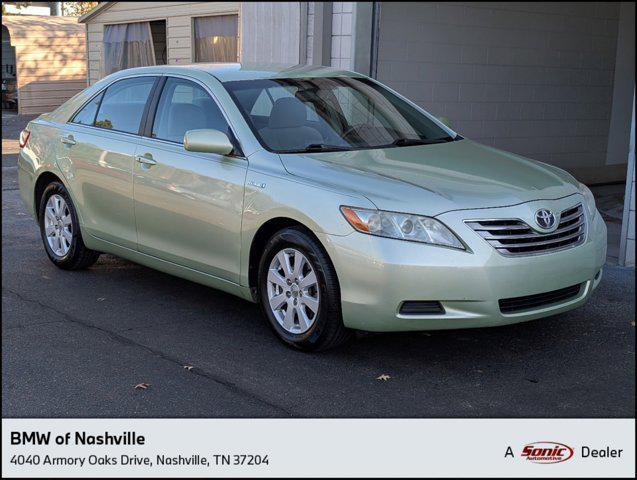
<box><xmin>278</xmin><ymin>139</ymin><xmax>581</xmax><ymax>216</ymax></box>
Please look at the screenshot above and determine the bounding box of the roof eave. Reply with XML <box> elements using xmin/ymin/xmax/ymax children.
<box><xmin>78</xmin><ymin>1</ymin><xmax>114</xmax><ymax>23</ymax></box>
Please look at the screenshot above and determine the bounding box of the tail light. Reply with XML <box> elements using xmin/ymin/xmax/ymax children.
<box><xmin>19</xmin><ymin>129</ymin><xmax>30</xmax><ymax>148</ymax></box>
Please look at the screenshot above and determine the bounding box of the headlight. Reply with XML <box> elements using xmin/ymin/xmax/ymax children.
<box><xmin>340</xmin><ymin>206</ymin><xmax>465</xmax><ymax>250</ymax></box>
<box><xmin>578</xmin><ymin>183</ymin><xmax>597</xmax><ymax>219</ymax></box>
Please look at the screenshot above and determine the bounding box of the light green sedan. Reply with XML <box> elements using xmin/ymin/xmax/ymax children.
<box><xmin>18</xmin><ymin>64</ymin><xmax>607</xmax><ymax>351</ymax></box>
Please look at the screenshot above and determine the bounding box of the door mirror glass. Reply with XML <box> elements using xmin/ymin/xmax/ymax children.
<box><xmin>183</xmin><ymin>129</ymin><xmax>234</xmax><ymax>155</ymax></box>
<box><xmin>437</xmin><ymin>116</ymin><xmax>453</xmax><ymax>129</ymax></box>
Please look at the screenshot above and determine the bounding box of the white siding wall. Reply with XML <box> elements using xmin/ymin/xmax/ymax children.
<box><xmin>240</xmin><ymin>2</ymin><xmax>301</xmax><ymax>64</ymax></box>
<box><xmin>85</xmin><ymin>2</ymin><xmax>240</xmax><ymax>85</ymax></box>
<box><xmin>3</xmin><ymin>15</ymin><xmax>87</xmax><ymax>114</ymax></box>
<box><xmin>376</xmin><ymin>2</ymin><xmax>622</xmax><ymax>183</ymax></box>
<box><xmin>330</xmin><ymin>2</ymin><xmax>354</xmax><ymax>68</ymax></box>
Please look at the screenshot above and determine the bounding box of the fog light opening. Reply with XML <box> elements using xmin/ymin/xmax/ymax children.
<box><xmin>399</xmin><ymin>301</ymin><xmax>445</xmax><ymax>316</ymax></box>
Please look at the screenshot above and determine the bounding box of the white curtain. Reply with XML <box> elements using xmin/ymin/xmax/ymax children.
<box><xmin>103</xmin><ymin>22</ymin><xmax>156</xmax><ymax>76</ymax></box>
<box><xmin>194</xmin><ymin>15</ymin><xmax>238</xmax><ymax>63</ymax></box>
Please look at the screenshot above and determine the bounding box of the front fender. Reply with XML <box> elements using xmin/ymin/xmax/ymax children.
<box><xmin>239</xmin><ymin>169</ymin><xmax>375</xmax><ymax>287</ymax></box>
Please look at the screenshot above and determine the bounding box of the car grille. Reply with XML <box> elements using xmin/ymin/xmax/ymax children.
<box><xmin>499</xmin><ymin>284</ymin><xmax>583</xmax><ymax>314</ymax></box>
<box><xmin>465</xmin><ymin>204</ymin><xmax>586</xmax><ymax>256</ymax></box>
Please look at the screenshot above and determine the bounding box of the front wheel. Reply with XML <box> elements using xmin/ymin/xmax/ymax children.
<box><xmin>258</xmin><ymin>227</ymin><xmax>352</xmax><ymax>351</ymax></box>
<box><xmin>38</xmin><ymin>181</ymin><xmax>100</xmax><ymax>270</ymax></box>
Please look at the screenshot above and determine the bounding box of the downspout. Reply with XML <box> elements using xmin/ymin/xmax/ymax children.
<box><xmin>299</xmin><ymin>2</ymin><xmax>308</xmax><ymax>64</ymax></box>
<box><xmin>369</xmin><ymin>1</ymin><xmax>381</xmax><ymax>78</ymax></box>
<box><xmin>50</xmin><ymin>2</ymin><xmax>62</xmax><ymax>16</ymax></box>
<box><xmin>618</xmin><ymin>90</ymin><xmax>635</xmax><ymax>266</ymax></box>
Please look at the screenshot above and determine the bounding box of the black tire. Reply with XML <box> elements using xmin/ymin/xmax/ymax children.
<box><xmin>258</xmin><ymin>226</ymin><xmax>353</xmax><ymax>351</ymax></box>
<box><xmin>38</xmin><ymin>181</ymin><xmax>100</xmax><ymax>270</ymax></box>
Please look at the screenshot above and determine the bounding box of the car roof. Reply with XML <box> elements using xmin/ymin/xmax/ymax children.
<box><xmin>106</xmin><ymin>63</ymin><xmax>366</xmax><ymax>83</ymax></box>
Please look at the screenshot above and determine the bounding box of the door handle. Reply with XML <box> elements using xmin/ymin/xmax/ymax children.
<box><xmin>60</xmin><ymin>135</ymin><xmax>76</xmax><ymax>146</ymax></box>
<box><xmin>135</xmin><ymin>154</ymin><xmax>156</xmax><ymax>166</ymax></box>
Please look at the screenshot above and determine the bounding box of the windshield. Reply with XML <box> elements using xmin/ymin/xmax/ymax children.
<box><xmin>223</xmin><ymin>77</ymin><xmax>457</xmax><ymax>153</ymax></box>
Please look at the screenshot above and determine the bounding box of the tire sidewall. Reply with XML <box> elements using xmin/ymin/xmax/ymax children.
<box><xmin>38</xmin><ymin>182</ymin><xmax>82</xmax><ymax>267</ymax></box>
<box><xmin>258</xmin><ymin>229</ymin><xmax>336</xmax><ymax>349</ymax></box>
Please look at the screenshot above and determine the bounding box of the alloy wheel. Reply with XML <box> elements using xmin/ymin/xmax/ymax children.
<box><xmin>44</xmin><ymin>194</ymin><xmax>73</xmax><ymax>257</ymax></box>
<box><xmin>266</xmin><ymin>248</ymin><xmax>320</xmax><ymax>334</ymax></box>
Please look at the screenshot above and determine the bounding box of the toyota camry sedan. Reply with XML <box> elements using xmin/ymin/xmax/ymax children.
<box><xmin>18</xmin><ymin>63</ymin><xmax>607</xmax><ymax>351</ymax></box>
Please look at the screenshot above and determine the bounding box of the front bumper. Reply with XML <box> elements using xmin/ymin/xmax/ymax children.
<box><xmin>318</xmin><ymin>196</ymin><xmax>607</xmax><ymax>332</ymax></box>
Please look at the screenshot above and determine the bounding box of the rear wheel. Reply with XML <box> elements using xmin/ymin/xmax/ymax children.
<box><xmin>258</xmin><ymin>227</ymin><xmax>352</xmax><ymax>351</ymax></box>
<box><xmin>38</xmin><ymin>181</ymin><xmax>100</xmax><ymax>270</ymax></box>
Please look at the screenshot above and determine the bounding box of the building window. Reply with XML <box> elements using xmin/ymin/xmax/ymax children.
<box><xmin>193</xmin><ymin>15</ymin><xmax>238</xmax><ymax>63</ymax></box>
<box><xmin>103</xmin><ymin>22</ymin><xmax>156</xmax><ymax>75</ymax></box>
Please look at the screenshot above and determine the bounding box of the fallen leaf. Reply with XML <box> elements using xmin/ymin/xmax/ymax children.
<box><xmin>97</xmin><ymin>297</ymin><xmax>106</xmax><ymax>302</ymax></box>
<box><xmin>183</xmin><ymin>365</ymin><xmax>194</xmax><ymax>371</ymax></box>
<box><xmin>376</xmin><ymin>374</ymin><xmax>391</xmax><ymax>381</ymax></box>
<box><xmin>134</xmin><ymin>383</ymin><xmax>151</xmax><ymax>390</ymax></box>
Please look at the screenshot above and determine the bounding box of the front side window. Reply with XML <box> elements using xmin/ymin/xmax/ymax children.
<box><xmin>193</xmin><ymin>15</ymin><xmax>238</xmax><ymax>63</ymax></box>
<box><xmin>151</xmin><ymin>77</ymin><xmax>230</xmax><ymax>143</ymax></box>
<box><xmin>94</xmin><ymin>77</ymin><xmax>156</xmax><ymax>134</ymax></box>
<box><xmin>224</xmin><ymin>77</ymin><xmax>455</xmax><ymax>153</ymax></box>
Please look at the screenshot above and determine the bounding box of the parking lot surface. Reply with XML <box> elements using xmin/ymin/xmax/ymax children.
<box><xmin>2</xmin><ymin>114</ymin><xmax>635</xmax><ymax>417</ymax></box>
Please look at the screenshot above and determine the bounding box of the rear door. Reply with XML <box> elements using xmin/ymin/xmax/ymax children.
<box><xmin>58</xmin><ymin>76</ymin><xmax>158</xmax><ymax>250</ymax></box>
<box><xmin>132</xmin><ymin>76</ymin><xmax>247</xmax><ymax>283</ymax></box>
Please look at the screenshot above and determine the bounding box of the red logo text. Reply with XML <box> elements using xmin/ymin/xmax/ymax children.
<box><xmin>521</xmin><ymin>442</ymin><xmax>574</xmax><ymax>464</ymax></box>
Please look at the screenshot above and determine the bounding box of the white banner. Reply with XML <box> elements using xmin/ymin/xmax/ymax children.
<box><xmin>2</xmin><ymin>418</ymin><xmax>634</xmax><ymax>477</ymax></box>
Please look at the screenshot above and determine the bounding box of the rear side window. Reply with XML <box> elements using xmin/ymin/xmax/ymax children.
<box><xmin>71</xmin><ymin>91</ymin><xmax>104</xmax><ymax>126</ymax></box>
<box><xmin>94</xmin><ymin>77</ymin><xmax>156</xmax><ymax>134</ymax></box>
<box><xmin>151</xmin><ymin>77</ymin><xmax>230</xmax><ymax>143</ymax></box>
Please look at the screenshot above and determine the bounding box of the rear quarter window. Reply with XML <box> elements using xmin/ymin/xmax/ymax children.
<box><xmin>71</xmin><ymin>91</ymin><xmax>104</xmax><ymax>126</ymax></box>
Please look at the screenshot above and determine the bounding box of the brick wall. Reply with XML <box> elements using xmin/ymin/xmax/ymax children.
<box><xmin>330</xmin><ymin>2</ymin><xmax>354</xmax><ymax>69</ymax></box>
<box><xmin>376</xmin><ymin>2</ymin><xmax>622</xmax><ymax>182</ymax></box>
<box><xmin>306</xmin><ymin>2</ymin><xmax>314</xmax><ymax>64</ymax></box>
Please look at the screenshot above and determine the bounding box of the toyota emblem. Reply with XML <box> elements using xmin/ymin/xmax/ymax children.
<box><xmin>535</xmin><ymin>209</ymin><xmax>556</xmax><ymax>230</ymax></box>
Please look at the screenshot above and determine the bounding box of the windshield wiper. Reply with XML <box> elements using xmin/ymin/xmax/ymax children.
<box><xmin>391</xmin><ymin>136</ymin><xmax>456</xmax><ymax>147</ymax></box>
<box><xmin>438</xmin><ymin>135</ymin><xmax>460</xmax><ymax>142</ymax></box>
<box><xmin>296</xmin><ymin>143</ymin><xmax>351</xmax><ymax>152</ymax></box>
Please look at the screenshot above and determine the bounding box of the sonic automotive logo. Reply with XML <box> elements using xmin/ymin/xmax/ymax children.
<box><xmin>521</xmin><ymin>441</ymin><xmax>574</xmax><ymax>464</ymax></box>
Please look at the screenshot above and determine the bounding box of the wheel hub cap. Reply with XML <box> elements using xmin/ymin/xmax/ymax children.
<box><xmin>266</xmin><ymin>248</ymin><xmax>320</xmax><ymax>334</ymax></box>
<box><xmin>44</xmin><ymin>194</ymin><xmax>72</xmax><ymax>257</ymax></box>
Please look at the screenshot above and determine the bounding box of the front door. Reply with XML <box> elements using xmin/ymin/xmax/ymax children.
<box><xmin>132</xmin><ymin>77</ymin><xmax>247</xmax><ymax>283</ymax></box>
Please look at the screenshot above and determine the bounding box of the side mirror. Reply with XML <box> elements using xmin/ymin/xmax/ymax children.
<box><xmin>437</xmin><ymin>116</ymin><xmax>453</xmax><ymax>129</ymax></box>
<box><xmin>183</xmin><ymin>129</ymin><xmax>234</xmax><ymax>156</ymax></box>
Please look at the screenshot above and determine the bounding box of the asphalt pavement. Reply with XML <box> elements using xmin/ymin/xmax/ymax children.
<box><xmin>2</xmin><ymin>113</ymin><xmax>635</xmax><ymax>417</ymax></box>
